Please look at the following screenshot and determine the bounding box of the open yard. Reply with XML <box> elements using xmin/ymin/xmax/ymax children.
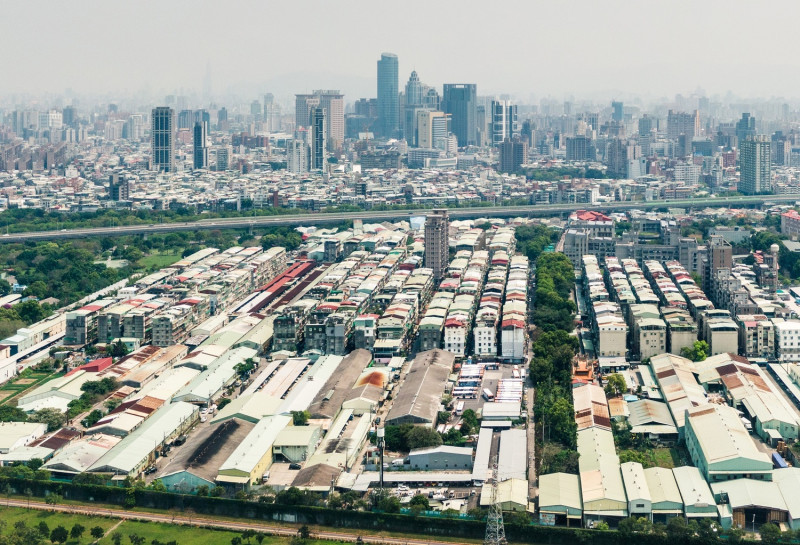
<box><xmin>0</xmin><ymin>508</ymin><xmax>337</xmax><ymax>545</ymax></box>
<box><xmin>0</xmin><ymin>370</ymin><xmax>63</xmax><ymax>406</ymax></box>
<box><xmin>139</xmin><ymin>252</ymin><xmax>182</xmax><ymax>270</ymax></box>
<box><xmin>618</xmin><ymin>447</ymin><xmax>684</xmax><ymax>469</ymax></box>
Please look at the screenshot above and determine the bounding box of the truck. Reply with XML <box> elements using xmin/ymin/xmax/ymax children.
<box><xmin>773</xmin><ymin>452</ymin><xmax>789</xmax><ymax>469</ymax></box>
<box><xmin>482</xmin><ymin>388</ymin><xmax>494</xmax><ymax>401</ymax></box>
<box><xmin>455</xmin><ymin>401</ymin><xmax>465</xmax><ymax>416</ymax></box>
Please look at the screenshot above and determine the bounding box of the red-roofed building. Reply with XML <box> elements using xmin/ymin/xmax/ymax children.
<box><xmin>568</xmin><ymin>210</ymin><xmax>615</xmax><ymax>238</ymax></box>
<box><xmin>67</xmin><ymin>357</ymin><xmax>113</xmax><ymax>376</ymax></box>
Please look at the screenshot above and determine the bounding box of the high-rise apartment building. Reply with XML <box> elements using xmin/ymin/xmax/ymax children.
<box><xmin>108</xmin><ymin>173</ymin><xmax>130</xmax><ymax>201</ymax></box>
<box><xmin>296</xmin><ymin>91</ymin><xmax>343</xmax><ymax>149</ymax></box>
<box><xmin>177</xmin><ymin>109</ymin><xmax>193</xmax><ymax>130</ymax></box>
<box><xmin>314</xmin><ymin>90</ymin><xmax>344</xmax><ymax>150</ymax></box>
<box><xmin>377</xmin><ymin>53</ymin><xmax>399</xmax><ymax>138</ymax></box>
<box><xmin>565</xmin><ymin>135</ymin><xmax>591</xmax><ymax>161</ymax></box>
<box><xmin>310</xmin><ymin>107</ymin><xmax>326</xmax><ymax>170</ymax></box>
<box><xmin>739</xmin><ymin>135</ymin><xmax>772</xmax><ymax>195</ymax></box>
<box><xmin>490</xmin><ymin>100</ymin><xmax>519</xmax><ymax>146</ymax></box>
<box><xmin>424</xmin><ymin>209</ymin><xmax>449</xmax><ymax>281</ymax></box>
<box><xmin>416</xmin><ymin>110</ymin><xmax>449</xmax><ymax>150</ymax></box>
<box><xmin>151</xmin><ymin>107</ymin><xmax>175</xmax><ymax>173</ymax></box>
<box><xmin>295</xmin><ymin>94</ymin><xmax>320</xmax><ymax>129</ymax></box>
<box><xmin>287</xmin><ymin>136</ymin><xmax>309</xmax><ymax>174</ymax></box>
<box><xmin>263</xmin><ymin>93</ymin><xmax>281</xmax><ymax>132</ymax></box>
<box><xmin>735</xmin><ymin>113</ymin><xmax>756</xmax><ymax>143</ymax></box>
<box><xmin>193</xmin><ymin>121</ymin><xmax>208</xmax><ymax>169</ymax></box>
<box><xmin>442</xmin><ymin>84</ymin><xmax>477</xmax><ymax>147</ymax></box>
<box><xmin>498</xmin><ymin>138</ymin><xmax>528</xmax><ymax>173</ymax></box>
<box><xmin>215</xmin><ymin>146</ymin><xmax>232</xmax><ymax>171</ymax></box>
<box><xmin>667</xmin><ymin>110</ymin><xmax>700</xmax><ymax>142</ymax></box>
<box><xmin>638</xmin><ymin>114</ymin><xmax>653</xmax><ymax>156</ymax></box>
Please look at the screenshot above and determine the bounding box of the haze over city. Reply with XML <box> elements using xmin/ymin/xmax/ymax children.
<box><xmin>6</xmin><ymin>2</ymin><xmax>800</xmax><ymax>545</ymax></box>
<box><xmin>3</xmin><ymin>0</ymin><xmax>800</xmax><ymax>103</ymax></box>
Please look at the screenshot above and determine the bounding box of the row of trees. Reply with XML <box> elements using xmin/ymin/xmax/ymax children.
<box><xmin>0</xmin><ymin>519</ymin><xmax>104</xmax><ymax>545</ymax></box>
<box><xmin>526</xmin><ymin>251</ymin><xmax>580</xmax><ymax>475</ymax></box>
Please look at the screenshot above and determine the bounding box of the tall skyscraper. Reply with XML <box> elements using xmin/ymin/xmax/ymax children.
<box><xmin>295</xmin><ymin>94</ymin><xmax>320</xmax><ymax>128</ymax></box>
<box><xmin>490</xmin><ymin>100</ymin><xmax>518</xmax><ymax>146</ymax></box>
<box><xmin>638</xmin><ymin>114</ymin><xmax>653</xmax><ymax>155</ymax></box>
<box><xmin>611</xmin><ymin>101</ymin><xmax>624</xmax><ymax>122</ymax></box>
<box><xmin>177</xmin><ymin>109</ymin><xmax>193</xmax><ymax>130</ymax></box>
<box><xmin>424</xmin><ymin>209</ymin><xmax>449</xmax><ymax>281</ymax></box>
<box><xmin>402</xmin><ymin>71</ymin><xmax>440</xmax><ymax>144</ymax></box>
<box><xmin>263</xmin><ymin>93</ymin><xmax>281</xmax><ymax>132</ymax></box>
<box><xmin>310</xmin><ymin>107</ymin><xmax>327</xmax><ymax>170</ymax></box>
<box><xmin>314</xmin><ymin>90</ymin><xmax>344</xmax><ymax>150</ymax></box>
<box><xmin>217</xmin><ymin>107</ymin><xmax>228</xmax><ymax>131</ymax></box>
<box><xmin>151</xmin><ymin>107</ymin><xmax>174</xmax><ymax>173</ymax></box>
<box><xmin>294</xmin><ymin>90</ymin><xmax>344</xmax><ymax>149</ymax></box>
<box><xmin>442</xmin><ymin>84</ymin><xmax>477</xmax><ymax>147</ymax></box>
<box><xmin>739</xmin><ymin>135</ymin><xmax>772</xmax><ymax>195</ymax></box>
<box><xmin>193</xmin><ymin>121</ymin><xmax>208</xmax><ymax>169</ymax></box>
<box><xmin>377</xmin><ymin>53</ymin><xmax>399</xmax><ymax>138</ymax></box>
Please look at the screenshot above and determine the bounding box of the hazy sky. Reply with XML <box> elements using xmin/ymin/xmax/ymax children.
<box><xmin>3</xmin><ymin>0</ymin><xmax>800</xmax><ymax>104</ymax></box>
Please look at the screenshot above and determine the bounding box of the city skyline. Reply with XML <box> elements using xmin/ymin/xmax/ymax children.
<box><xmin>4</xmin><ymin>0</ymin><xmax>800</xmax><ymax>103</ymax></box>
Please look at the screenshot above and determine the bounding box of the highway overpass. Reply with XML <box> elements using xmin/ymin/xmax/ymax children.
<box><xmin>0</xmin><ymin>194</ymin><xmax>796</xmax><ymax>243</ymax></box>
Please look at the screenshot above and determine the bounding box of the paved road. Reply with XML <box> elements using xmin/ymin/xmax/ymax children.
<box><xmin>0</xmin><ymin>195</ymin><xmax>795</xmax><ymax>243</ymax></box>
<box><xmin>3</xmin><ymin>498</ymin><xmax>466</xmax><ymax>545</ymax></box>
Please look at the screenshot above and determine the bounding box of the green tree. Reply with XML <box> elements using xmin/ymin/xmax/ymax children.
<box><xmin>70</xmin><ymin>524</ymin><xmax>86</xmax><ymax>540</ymax></box>
<box><xmin>437</xmin><ymin>411</ymin><xmax>451</xmax><ymax>425</ymax></box>
<box><xmin>377</xmin><ymin>495</ymin><xmax>401</xmax><ymax>513</ymax></box>
<box><xmin>50</xmin><ymin>526</ymin><xmax>69</xmax><ymax>544</ymax></box>
<box><xmin>681</xmin><ymin>340</ymin><xmax>709</xmax><ymax>362</ymax></box>
<box><xmin>0</xmin><ymin>278</ymin><xmax>11</xmax><ymax>296</ymax></box>
<box><xmin>29</xmin><ymin>408</ymin><xmax>66</xmax><ymax>432</ymax></box>
<box><xmin>760</xmin><ymin>523</ymin><xmax>781</xmax><ymax>545</ymax></box>
<box><xmin>111</xmin><ymin>533</ymin><xmax>123</xmax><ymax>545</ymax></box>
<box><xmin>666</xmin><ymin>516</ymin><xmax>690</xmax><ymax>541</ymax></box>
<box><xmin>110</xmin><ymin>340</ymin><xmax>129</xmax><ymax>358</ymax></box>
<box><xmin>409</xmin><ymin>494</ymin><xmax>430</xmax><ymax>510</ymax></box>
<box><xmin>406</xmin><ymin>426</ymin><xmax>443</xmax><ymax>450</ymax></box>
<box><xmin>90</xmin><ymin>527</ymin><xmax>104</xmax><ymax>540</ymax></box>
<box><xmin>15</xmin><ymin>300</ymin><xmax>51</xmax><ymax>324</ymax></box>
<box><xmin>291</xmin><ymin>410</ymin><xmax>310</xmax><ymax>426</ymax></box>
<box><xmin>128</xmin><ymin>535</ymin><xmax>146</xmax><ymax>545</ymax></box>
<box><xmin>604</xmin><ymin>373</ymin><xmax>627</xmax><ymax>397</ymax></box>
<box><xmin>297</xmin><ymin>526</ymin><xmax>310</xmax><ymax>539</ymax></box>
<box><xmin>0</xmin><ymin>406</ymin><xmax>28</xmax><ymax>422</ymax></box>
<box><xmin>82</xmin><ymin>409</ymin><xmax>104</xmax><ymax>428</ymax></box>
<box><xmin>38</xmin><ymin>521</ymin><xmax>50</xmax><ymax>537</ymax></box>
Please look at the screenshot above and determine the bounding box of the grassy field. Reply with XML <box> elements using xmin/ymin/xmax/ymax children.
<box><xmin>0</xmin><ymin>370</ymin><xmax>63</xmax><ymax>406</ymax></box>
<box><xmin>618</xmin><ymin>447</ymin><xmax>683</xmax><ymax>469</ymax></box>
<box><xmin>0</xmin><ymin>508</ymin><xmax>336</xmax><ymax>545</ymax></box>
<box><xmin>139</xmin><ymin>252</ymin><xmax>182</xmax><ymax>270</ymax></box>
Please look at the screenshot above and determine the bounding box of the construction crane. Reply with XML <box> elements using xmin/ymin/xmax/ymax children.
<box><xmin>484</xmin><ymin>456</ymin><xmax>507</xmax><ymax>545</ymax></box>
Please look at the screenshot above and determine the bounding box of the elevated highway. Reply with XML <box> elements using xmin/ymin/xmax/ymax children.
<box><xmin>0</xmin><ymin>194</ymin><xmax>795</xmax><ymax>243</ymax></box>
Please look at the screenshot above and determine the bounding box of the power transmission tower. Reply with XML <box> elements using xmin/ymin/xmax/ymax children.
<box><xmin>484</xmin><ymin>456</ymin><xmax>507</xmax><ymax>545</ymax></box>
